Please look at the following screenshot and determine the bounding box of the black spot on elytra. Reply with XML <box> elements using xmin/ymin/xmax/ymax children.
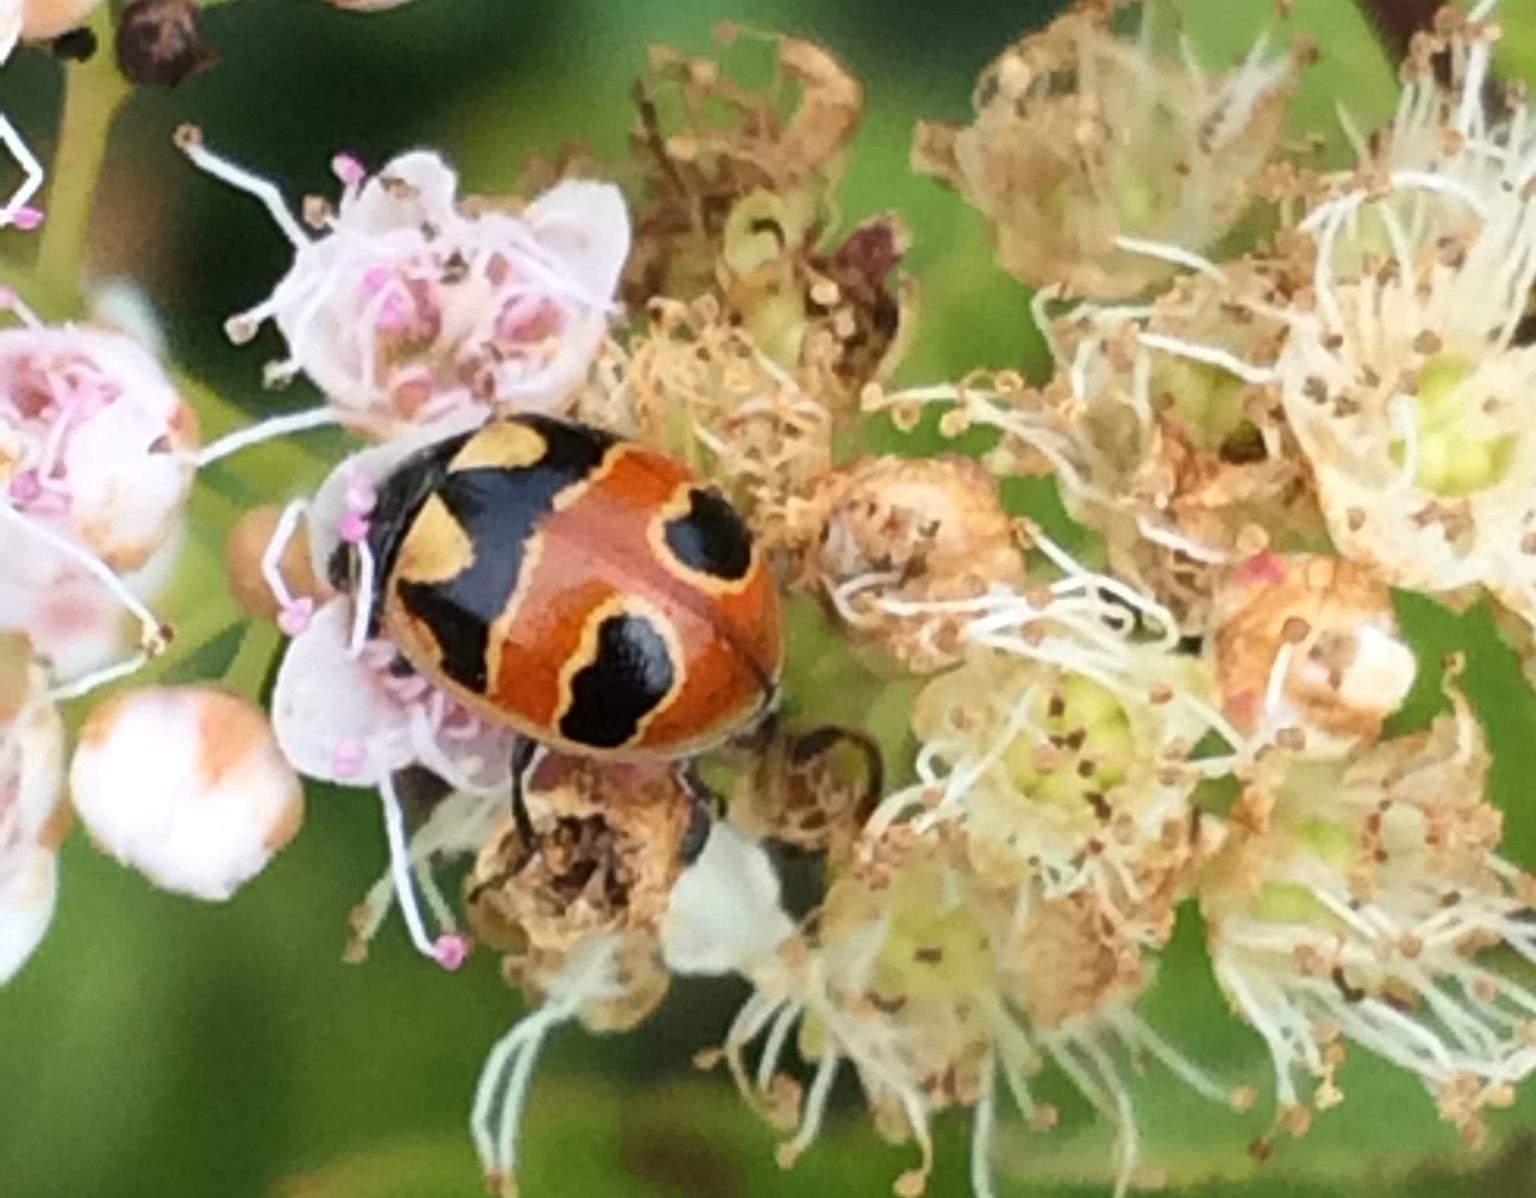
<box><xmin>558</xmin><ymin>612</ymin><xmax>675</xmax><ymax>749</ymax></box>
<box><xmin>662</xmin><ymin>487</ymin><xmax>753</xmax><ymax>583</ymax></box>
<box><xmin>361</xmin><ymin>416</ymin><xmax>614</xmax><ymax>694</ymax></box>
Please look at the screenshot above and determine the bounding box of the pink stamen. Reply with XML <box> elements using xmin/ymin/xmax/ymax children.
<box><xmin>8</xmin><ymin>471</ymin><xmax>41</xmax><ymax>505</ymax></box>
<box><xmin>361</xmin><ymin>265</ymin><xmax>394</xmax><ymax>296</ymax></box>
<box><xmin>376</xmin><ymin>293</ymin><xmax>414</xmax><ymax>335</ymax></box>
<box><xmin>332</xmin><ymin>738</ymin><xmax>367</xmax><ymax>779</ymax></box>
<box><xmin>277</xmin><ymin>597</ymin><xmax>315</xmax><ymax>637</ymax></box>
<box><xmin>433</xmin><ymin>933</ymin><xmax>470</xmax><ymax>971</ymax></box>
<box><xmin>331</xmin><ymin>153</ymin><xmax>368</xmax><ymax>188</ymax></box>
<box><xmin>11</xmin><ymin>207</ymin><xmax>44</xmax><ymax>231</ymax></box>
<box><xmin>496</xmin><ymin>295</ymin><xmax>563</xmax><ymax>344</ymax></box>
<box><xmin>339</xmin><ymin>510</ymin><xmax>371</xmax><ymax>544</ymax></box>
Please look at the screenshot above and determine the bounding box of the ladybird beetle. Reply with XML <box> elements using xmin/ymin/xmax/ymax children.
<box><xmin>337</xmin><ymin>414</ymin><xmax>783</xmax><ymax>779</ymax></box>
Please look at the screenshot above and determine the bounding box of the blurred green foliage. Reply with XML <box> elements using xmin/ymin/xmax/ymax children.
<box><xmin>3</xmin><ymin>1</ymin><xmax>1536</xmax><ymax>1197</ymax></box>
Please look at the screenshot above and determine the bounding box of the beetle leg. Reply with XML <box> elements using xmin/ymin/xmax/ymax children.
<box><xmin>674</xmin><ymin>758</ymin><xmax>718</xmax><ymax>864</ymax></box>
<box><xmin>509</xmin><ymin>738</ymin><xmax>541</xmax><ymax>858</ymax></box>
<box><xmin>731</xmin><ymin>702</ymin><xmax>781</xmax><ymax>755</ymax></box>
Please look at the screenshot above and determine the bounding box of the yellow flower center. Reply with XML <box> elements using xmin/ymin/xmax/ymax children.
<box><xmin>1390</xmin><ymin>354</ymin><xmax>1516</xmax><ymax>497</ymax></box>
<box><xmin>1156</xmin><ymin>357</ymin><xmax>1251</xmax><ymax>449</ymax></box>
<box><xmin>1002</xmin><ymin>675</ymin><xmax>1134</xmax><ymax>806</ymax></box>
<box><xmin>1252</xmin><ymin>880</ymin><xmax>1329</xmax><ymax>924</ymax></box>
<box><xmin>876</xmin><ymin>901</ymin><xmax>995</xmax><ymax>1002</ymax></box>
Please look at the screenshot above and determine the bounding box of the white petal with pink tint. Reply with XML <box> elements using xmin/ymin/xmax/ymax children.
<box><xmin>0</xmin><ymin>522</ymin><xmax>183</xmax><ymax>682</ymax></box>
<box><xmin>1</xmin><ymin>0</ymin><xmax>20</xmax><ymax>64</ymax></box>
<box><xmin>303</xmin><ymin>423</ymin><xmax>475</xmax><ymax>581</ymax></box>
<box><xmin>270</xmin><ymin>597</ymin><xmax>514</xmax><ymax>792</ymax></box>
<box><xmin>340</xmin><ymin>151</ymin><xmax>459</xmax><ymax>232</ymax></box>
<box><xmin>0</xmin><ymin>846</ymin><xmax>57</xmax><ymax>984</ymax></box>
<box><xmin>524</xmin><ymin>179</ymin><xmax>631</xmax><ymax>305</ymax></box>
<box><xmin>0</xmin><ymin>671</ymin><xmax>66</xmax><ymax>851</ymax></box>
<box><xmin>70</xmin><ymin>686</ymin><xmax>304</xmax><ymax>901</ymax></box>
<box><xmin>271</xmin><ymin>598</ymin><xmax>415</xmax><ymax>785</ymax></box>
<box><xmin>0</xmin><ymin>653</ymin><xmax>66</xmax><ymax>987</ymax></box>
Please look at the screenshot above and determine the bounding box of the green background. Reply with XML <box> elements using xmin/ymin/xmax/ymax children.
<box><xmin>4</xmin><ymin>1</ymin><xmax>1536</xmax><ymax>1195</ymax></box>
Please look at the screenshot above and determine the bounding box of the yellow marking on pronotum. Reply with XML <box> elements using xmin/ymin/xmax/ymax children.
<box><xmin>394</xmin><ymin>494</ymin><xmax>475</xmax><ymax>585</ymax></box>
<box><xmin>448</xmin><ymin>421</ymin><xmax>548</xmax><ymax>473</ymax></box>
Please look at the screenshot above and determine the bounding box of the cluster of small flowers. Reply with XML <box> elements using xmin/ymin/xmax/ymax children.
<box><xmin>0</xmin><ymin>291</ymin><xmax>307</xmax><ymax>982</ymax></box>
<box><xmin>10</xmin><ymin>4</ymin><xmax>1536</xmax><ymax>1198</ymax></box>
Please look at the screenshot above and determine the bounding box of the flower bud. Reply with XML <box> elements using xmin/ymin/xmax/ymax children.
<box><xmin>71</xmin><ymin>686</ymin><xmax>304</xmax><ymax>900</ymax></box>
<box><xmin>809</xmin><ymin>455</ymin><xmax>1025</xmax><ymax>672</ymax></box>
<box><xmin>1211</xmin><ymin>553</ymin><xmax>1416</xmax><ymax>753</ymax></box>
<box><xmin>224</xmin><ymin>503</ymin><xmax>331</xmax><ymax>622</ymax></box>
<box><xmin>116</xmin><ymin>0</ymin><xmax>215</xmax><ymax>88</ymax></box>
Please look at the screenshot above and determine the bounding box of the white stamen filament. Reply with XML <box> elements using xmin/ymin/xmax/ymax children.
<box><xmin>471</xmin><ymin>937</ymin><xmax>623</xmax><ymax>1189</ymax></box>
<box><xmin>1113</xmin><ymin>235</ymin><xmax>1225</xmax><ymax>280</ymax></box>
<box><xmin>350</xmin><ymin>542</ymin><xmax>377</xmax><ymax>657</ymax></box>
<box><xmin>1136</xmin><ymin>331</ymin><xmax>1276</xmax><ymax>386</ymax></box>
<box><xmin>0</xmin><ymin>503</ymin><xmax>168</xmax><ymax>655</ymax></box>
<box><xmin>43</xmin><ymin>651</ymin><xmax>151</xmax><ymax>704</ymax></box>
<box><xmin>260</xmin><ymin>499</ymin><xmax>308</xmax><ymax>612</ymax></box>
<box><xmin>196</xmin><ymin>406</ymin><xmax>339</xmax><ymax>468</ymax></box>
<box><xmin>177</xmin><ymin>130</ymin><xmax>311</xmax><ymax>248</ymax></box>
<box><xmin>1388</xmin><ymin>395</ymin><xmax>1420</xmax><ymax>493</ymax></box>
<box><xmin>969</xmin><ymin>1055</ymin><xmax>999</xmax><ymax>1198</ymax></box>
<box><xmin>0</xmin><ymin>116</ymin><xmax>43</xmax><ymax>228</ymax></box>
<box><xmin>376</xmin><ymin>770</ymin><xmax>443</xmax><ymax>963</ymax></box>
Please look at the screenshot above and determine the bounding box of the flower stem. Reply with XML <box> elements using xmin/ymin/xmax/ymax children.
<box><xmin>35</xmin><ymin>8</ymin><xmax>131</xmax><ymax>295</ymax></box>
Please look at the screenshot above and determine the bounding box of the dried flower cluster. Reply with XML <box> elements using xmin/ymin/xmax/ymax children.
<box><xmin>6</xmin><ymin>3</ymin><xmax>1536</xmax><ymax>1198</ymax></box>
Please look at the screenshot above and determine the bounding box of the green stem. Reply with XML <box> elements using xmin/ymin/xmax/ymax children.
<box><xmin>225</xmin><ymin>619</ymin><xmax>281</xmax><ymax>701</ymax></box>
<box><xmin>35</xmin><ymin>8</ymin><xmax>131</xmax><ymax>297</ymax></box>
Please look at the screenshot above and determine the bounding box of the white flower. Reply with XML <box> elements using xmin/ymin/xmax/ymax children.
<box><xmin>0</xmin><ymin>321</ymin><xmax>194</xmax><ymax>681</ymax></box>
<box><xmin>70</xmin><ymin>686</ymin><xmax>304</xmax><ymax>901</ymax></box>
<box><xmin>1275</xmin><ymin>176</ymin><xmax>1536</xmax><ymax>634</ymax></box>
<box><xmin>0</xmin><ymin>324</ymin><xmax>195</xmax><ymax>569</ymax></box>
<box><xmin>1202</xmin><ymin>689</ymin><xmax>1536</xmax><ymax>1148</ymax></box>
<box><xmin>721</xmin><ymin>836</ymin><xmax>1232</xmax><ymax>1198</ymax></box>
<box><xmin>0</xmin><ymin>524</ymin><xmax>182</xmax><ymax>684</ymax></box>
<box><xmin>179</xmin><ymin>130</ymin><xmax>630</xmax><ymax>439</ymax></box>
<box><xmin>887</xmin><ymin>627</ymin><xmax>1227</xmax><ymax>941</ymax></box>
